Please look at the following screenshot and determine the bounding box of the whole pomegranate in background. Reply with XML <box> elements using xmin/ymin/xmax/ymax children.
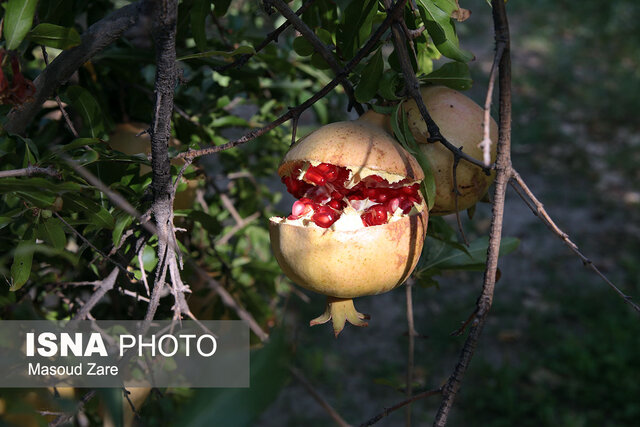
<box><xmin>269</xmin><ymin>117</ymin><xmax>428</xmax><ymax>336</ymax></box>
<box><xmin>108</xmin><ymin>123</ymin><xmax>198</xmax><ymax>210</ymax></box>
<box><xmin>402</xmin><ymin>86</ymin><xmax>498</xmax><ymax>215</ymax></box>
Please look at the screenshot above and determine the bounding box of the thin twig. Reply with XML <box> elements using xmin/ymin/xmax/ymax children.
<box><xmin>49</xmin><ymin>390</ymin><xmax>96</xmax><ymax>427</ymax></box>
<box><xmin>433</xmin><ymin>1</ymin><xmax>512</xmax><ymax>425</ymax></box>
<box><xmin>478</xmin><ymin>43</ymin><xmax>505</xmax><ymax>166</ymax></box>
<box><xmin>40</xmin><ymin>45</ymin><xmax>79</xmax><ymax>138</ymax></box>
<box><xmin>0</xmin><ymin>165</ymin><xmax>60</xmax><ymax>179</ymax></box>
<box><xmin>215</xmin><ymin>0</ymin><xmax>316</xmax><ymax>72</ymax></box>
<box><xmin>54</xmin><ymin>212</ymin><xmax>133</xmax><ymax>278</ymax></box>
<box><xmin>179</xmin><ymin>0</ymin><xmax>408</xmax><ymax>160</ymax></box>
<box><xmin>405</xmin><ymin>280</ymin><xmax>416</xmax><ymax>427</ymax></box>
<box><xmin>359</xmin><ymin>387</ymin><xmax>443</xmax><ymax>427</ymax></box>
<box><xmin>510</xmin><ymin>170</ymin><xmax>640</xmax><ymax>314</ymax></box>
<box><xmin>452</xmin><ymin>154</ymin><xmax>469</xmax><ymax>246</ymax></box>
<box><xmin>289</xmin><ymin>366</ymin><xmax>352</xmax><ymax>427</ymax></box>
<box><xmin>192</xmin><ymin>263</ymin><xmax>269</xmax><ymax>341</ymax></box>
<box><xmin>67</xmin><ymin>268</ymin><xmax>119</xmax><ymax>328</ymax></box>
<box><xmin>269</xmin><ymin>0</ymin><xmax>364</xmax><ymax>115</ymax></box>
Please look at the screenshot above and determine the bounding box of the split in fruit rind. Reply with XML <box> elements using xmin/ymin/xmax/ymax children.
<box><xmin>278</xmin><ymin>120</ymin><xmax>424</xmax><ymax>183</ymax></box>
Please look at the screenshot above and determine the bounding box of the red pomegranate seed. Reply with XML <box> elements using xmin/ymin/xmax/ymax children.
<box><xmin>282</xmin><ymin>176</ymin><xmax>311</xmax><ymax>198</ymax></box>
<box><xmin>328</xmin><ymin>198</ymin><xmax>345</xmax><ymax>210</ymax></box>
<box><xmin>336</xmin><ymin>167</ymin><xmax>350</xmax><ymax>186</ymax></box>
<box><xmin>347</xmin><ymin>194</ymin><xmax>364</xmax><ymax>201</ymax></box>
<box><xmin>401</xmin><ymin>183</ymin><xmax>420</xmax><ymax>195</ymax></box>
<box><xmin>306</xmin><ymin>186</ymin><xmax>330</xmax><ymax>203</ymax></box>
<box><xmin>291</xmin><ymin>198</ymin><xmax>315</xmax><ymax>218</ymax></box>
<box><xmin>330</xmin><ymin>190</ymin><xmax>343</xmax><ymax>199</ymax></box>
<box><xmin>361</xmin><ymin>205</ymin><xmax>388</xmax><ymax>227</ymax></box>
<box><xmin>367</xmin><ymin>175</ymin><xmax>384</xmax><ymax>184</ymax></box>
<box><xmin>387</xmin><ymin>197</ymin><xmax>401</xmax><ymax>214</ymax></box>
<box><xmin>316</xmin><ymin>163</ymin><xmax>338</xmax><ymax>182</ymax></box>
<box><xmin>312</xmin><ymin>206</ymin><xmax>339</xmax><ymax>228</ymax></box>
<box><xmin>399</xmin><ymin>198</ymin><xmax>414</xmax><ymax>214</ymax></box>
<box><xmin>304</xmin><ymin>167</ymin><xmax>327</xmax><ymax>186</ymax></box>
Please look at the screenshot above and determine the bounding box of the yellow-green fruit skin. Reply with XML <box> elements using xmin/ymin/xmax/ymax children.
<box><xmin>403</xmin><ymin>86</ymin><xmax>498</xmax><ymax>216</ymax></box>
<box><xmin>270</xmin><ymin>208</ymin><xmax>428</xmax><ymax>299</ymax></box>
<box><xmin>270</xmin><ymin>119</ymin><xmax>428</xmax><ymax>300</ymax></box>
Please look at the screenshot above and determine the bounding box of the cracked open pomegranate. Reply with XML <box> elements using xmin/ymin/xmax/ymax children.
<box><xmin>402</xmin><ymin>86</ymin><xmax>498</xmax><ymax>215</ymax></box>
<box><xmin>269</xmin><ymin>117</ymin><xmax>428</xmax><ymax>336</ymax></box>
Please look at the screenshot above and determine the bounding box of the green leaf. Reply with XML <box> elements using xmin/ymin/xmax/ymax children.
<box><xmin>189</xmin><ymin>210</ymin><xmax>222</xmax><ymax>236</ymax></box>
<box><xmin>337</xmin><ymin>0</ymin><xmax>378</xmax><ymax>59</ymax></box>
<box><xmin>310</xmin><ymin>52</ymin><xmax>331</xmax><ymax>70</ymax></box>
<box><xmin>15</xmin><ymin>190</ymin><xmax>57</xmax><ymax>208</ymax></box>
<box><xmin>191</xmin><ymin>0</ymin><xmax>211</xmax><ymax>52</ymax></box>
<box><xmin>391</xmin><ymin>104</ymin><xmax>436</xmax><ymax>210</ymax></box>
<box><xmin>112</xmin><ymin>214</ymin><xmax>133</xmax><ymax>247</ymax></box>
<box><xmin>418</xmin><ymin>236</ymin><xmax>520</xmax><ymax>275</ymax></box>
<box><xmin>421</xmin><ymin>61</ymin><xmax>472</xmax><ymax>90</ymax></box>
<box><xmin>177</xmin><ymin>45</ymin><xmax>255</xmax><ymax>61</ymax></box>
<box><xmin>37</xmin><ymin>217</ymin><xmax>66</xmax><ymax>250</ymax></box>
<box><xmin>212</xmin><ymin>0</ymin><xmax>231</xmax><ymax>17</ymax></box>
<box><xmin>379</xmin><ymin>69</ymin><xmax>401</xmax><ymax>101</ymax></box>
<box><xmin>89</xmin><ymin>207</ymin><xmax>115</xmax><ymax>230</ymax></box>
<box><xmin>64</xmin><ymin>85</ymin><xmax>105</xmax><ymax>138</ymax></box>
<box><xmin>417</xmin><ymin>0</ymin><xmax>474</xmax><ymax>63</ymax></box>
<box><xmin>293</xmin><ymin>36</ymin><xmax>314</xmax><ymax>57</ymax></box>
<box><xmin>3</xmin><ymin>0</ymin><xmax>38</xmax><ymax>50</ymax></box>
<box><xmin>354</xmin><ymin>49</ymin><xmax>383</xmax><ymax>103</ymax></box>
<box><xmin>10</xmin><ymin>228</ymin><xmax>36</xmax><ymax>291</ymax></box>
<box><xmin>28</xmin><ymin>23</ymin><xmax>81</xmax><ymax>49</ymax></box>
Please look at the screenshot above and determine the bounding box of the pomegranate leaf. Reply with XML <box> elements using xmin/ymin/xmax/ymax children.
<box><xmin>416</xmin><ymin>0</ymin><xmax>474</xmax><ymax>63</ymax></box>
<box><xmin>390</xmin><ymin>103</ymin><xmax>437</xmax><ymax>210</ymax></box>
<box><xmin>420</xmin><ymin>61</ymin><xmax>473</xmax><ymax>91</ymax></box>
<box><xmin>28</xmin><ymin>23</ymin><xmax>81</xmax><ymax>50</ymax></box>
<box><xmin>191</xmin><ymin>0</ymin><xmax>212</xmax><ymax>52</ymax></box>
<box><xmin>10</xmin><ymin>227</ymin><xmax>35</xmax><ymax>291</ymax></box>
<box><xmin>355</xmin><ymin>48</ymin><xmax>383</xmax><ymax>103</ymax></box>
<box><xmin>3</xmin><ymin>0</ymin><xmax>38</xmax><ymax>50</ymax></box>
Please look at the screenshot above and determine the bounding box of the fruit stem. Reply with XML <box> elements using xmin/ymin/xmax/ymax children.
<box><xmin>310</xmin><ymin>296</ymin><xmax>369</xmax><ymax>337</ymax></box>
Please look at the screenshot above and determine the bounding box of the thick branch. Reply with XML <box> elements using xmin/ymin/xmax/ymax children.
<box><xmin>433</xmin><ymin>1</ymin><xmax>512</xmax><ymax>425</ymax></box>
<box><xmin>142</xmin><ymin>0</ymin><xmax>179</xmax><ymax>329</ymax></box>
<box><xmin>180</xmin><ymin>0</ymin><xmax>408</xmax><ymax>160</ymax></box>
<box><xmin>270</xmin><ymin>0</ymin><xmax>364</xmax><ymax>115</ymax></box>
<box><xmin>3</xmin><ymin>1</ymin><xmax>144</xmax><ymax>135</ymax></box>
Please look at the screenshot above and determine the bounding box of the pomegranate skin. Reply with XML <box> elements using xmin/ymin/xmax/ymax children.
<box><xmin>269</xmin><ymin>206</ymin><xmax>427</xmax><ymax>299</ymax></box>
<box><xmin>403</xmin><ymin>86</ymin><xmax>498</xmax><ymax>215</ymax></box>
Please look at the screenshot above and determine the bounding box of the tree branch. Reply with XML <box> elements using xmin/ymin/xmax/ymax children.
<box><xmin>141</xmin><ymin>0</ymin><xmax>180</xmax><ymax>331</ymax></box>
<box><xmin>289</xmin><ymin>366</ymin><xmax>351</xmax><ymax>427</ymax></box>
<box><xmin>510</xmin><ymin>169</ymin><xmax>640</xmax><ymax>314</ymax></box>
<box><xmin>179</xmin><ymin>0</ymin><xmax>408</xmax><ymax>160</ymax></box>
<box><xmin>269</xmin><ymin>0</ymin><xmax>364</xmax><ymax>115</ymax></box>
<box><xmin>3</xmin><ymin>1</ymin><xmax>144</xmax><ymax>135</ymax></box>
<box><xmin>383</xmin><ymin>0</ymin><xmax>492</xmax><ymax>175</ymax></box>
<box><xmin>215</xmin><ymin>0</ymin><xmax>316</xmax><ymax>73</ymax></box>
<box><xmin>433</xmin><ymin>1</ymin><xmax>512</xmax><ymax>425</ymax></box>
<box><xmin>359</xmin><ymin>387</ymin><xmax>443</xmax><ymax>427</ymax></box>
<box><xmin>0</xmin><ymin>165</ymin><xmax>60</xmax><ymax>179</ymax></box>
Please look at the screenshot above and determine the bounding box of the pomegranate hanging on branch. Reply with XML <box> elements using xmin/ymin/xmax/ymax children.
<box><xmin>269</xmin><ymin>116</ymin><xmax>428</xmax><ymax>336</ymax></box>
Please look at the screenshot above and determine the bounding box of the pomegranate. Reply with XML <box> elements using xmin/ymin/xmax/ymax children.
<box><xmin>401</xmin><ymin>86</ymin><xmax>498</xmax><ymax>215</ymax></box>
<box><xmin>269</xmin><ymin>118</ymin><xmax>428</xmax><ymax>336</ymax></box>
